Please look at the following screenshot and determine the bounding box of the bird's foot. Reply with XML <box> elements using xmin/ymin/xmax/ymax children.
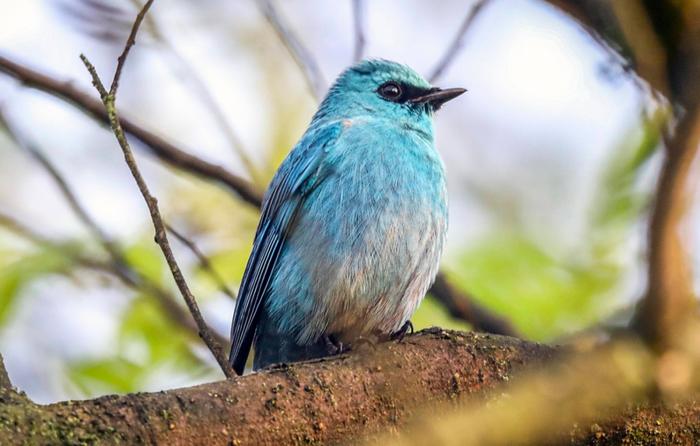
<box><xmin>323</xmin><ymin>334</ymin><xmax>344</xmax><ymax>355</ymax></box>
<box><xmin>390</xmin><ymin>320</ymin><xmax>414</xmax><ymax>342</ymax></box>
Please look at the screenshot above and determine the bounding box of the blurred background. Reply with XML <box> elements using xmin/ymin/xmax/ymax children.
<box><xmin>0</xmin><ymin>0</ymin><xmax>686</xmax><ymax>403</ymax></box>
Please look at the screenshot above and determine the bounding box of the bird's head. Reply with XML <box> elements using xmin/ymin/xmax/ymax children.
<box><xmin>312</xmin><ymin>59</ymin><xmax>465</xmax><ymax>132</ymax></box>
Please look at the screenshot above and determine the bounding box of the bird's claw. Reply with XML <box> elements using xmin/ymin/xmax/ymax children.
<box><xmin>391</xmin><ymin>320</ymin><xmax>414</xmax><ymax>342</ymax></box>
<box><xmin>323</xmin><ymin>334</ymin><xmax>344</xmax><ymax>355</ymax></box>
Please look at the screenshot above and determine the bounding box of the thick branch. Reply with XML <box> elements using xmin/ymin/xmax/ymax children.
<box><xmin>634</xmin><ymin>105</ymin><xmax>700</xmax><ymax>347</ymax></box>
<box><xmin>431</xmin><ymin>273</ymin><xmax>517</xmax><ymax>336</ymax></box>
<box><xmin>0</xmin><ymin>331</ymin><xmax>698</xmax><ymax>445</ymax></box>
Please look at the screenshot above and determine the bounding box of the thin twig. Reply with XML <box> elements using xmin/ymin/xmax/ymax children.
<box><xmin>129</xmin><ymin>0</ymin><xmax>260</xmax><ymax>180</ymax></box>
<box><xmin>0</xmin><ymin>212</ymin><xmax>52</xmax><ymax>246</ymax></box>
<box><xmin>429</xmin><ymin>0</ymin><xmax>489</xmax><ymax>83</ymax></box>
<box><xmin>165</xmin><ymin>223</ymin><xmax>237</xmax><ymax>301</ymax></box>
<box><xmin>0</xmin><ymin>54</ymin><xmax>263</xmax><ymax>207</ymax></box>
<box><xmin>0</xmin><ymin>209</ymin><xmax>228</xmax><ymax>347</ymax></box>
<box><xmin>256</xmin><ymin>0</ymin><xmax>326</xmax><ymax>100</ymax></box>
<box><xmin>0</xmin><ymin>119</ymin><xmax>229</xmax><ymax>349</ymax></box>
<box><xmin>80</xmin><ymin>0</ymin><xmax>234</xmax><ymax>378</ymax></box>
<box><xmin>109</xmin><ymin>0</ymin><xmax>152</xmax><ymax>95</ymax></box>
<box><xmin>351</xmin><ymin>0</ymin><xmax>366</xmax><ymax>62</ymax></box>
<box><xmin>0</xmin><ymin>111</ymin><xmax>124</xmax><ymax>266</ymax></box>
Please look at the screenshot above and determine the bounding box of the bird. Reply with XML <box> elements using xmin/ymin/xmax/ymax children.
<box><xmin>229</xmin><ymin>59</ymin><xmax>465</xmax><ymax>375</ymax></box>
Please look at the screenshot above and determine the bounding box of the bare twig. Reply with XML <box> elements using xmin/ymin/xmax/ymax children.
<box><xmin>0</xmin><ymin>112</ymin><xmax>124</xmax><ymax>266</ymax></box>
<box><xmin>108</xmin><ymin>1</ymin><xmax>153</xmax><ymax>95</ymax></box>
<box><xmin>429</xmin><ymin>0</ymin><xmax>489</xmax><ymax>83</ymax></box>
<box><xmin>0</xmin><ymin>54</ymin><xmax>263</xmax><ymax>207</ymax></box>
<box><xmin>0</xmin><ymin>213</ymin><xmax>45</xmax><ymax>245</ymax></box>
<box><xmin>165</xmin><ymin>223</ymin><xmax>237</xmax><ymax>301</ymax></box>
<box><xmin>80</xmin><ymin>0</ymin><xmax>234</xmax><ymax>378</ymax></box>
<box><xmin>430</xmin><ymin>273</ymin><xmax>518</xmax><ymax>337</ymax></box>
<box><xmin>351</xmin><ymin>0</ymin><xmax>366</xmax><ymax>62</ymax></box>
<box><xmin>0</xmin><ymin>210</ymin><xmax>228</xmax><ymax>348</ymax></box>
<box><xmin>129</xmin><ymin>0</ymin><xmax>260</xmax><ymax>180</ymax></box>
<box><xmin>0</xmin><ymin>111</ymin><xmax>230</xmax><ymax>348</ymax></box>
<box><xmin>256</xmin><ymin>0</ymin><xmax>326</xmax><ymax>100</ymax></box>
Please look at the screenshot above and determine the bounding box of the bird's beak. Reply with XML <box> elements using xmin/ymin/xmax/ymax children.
<box><xmin>408</xmin><ymin>87</ymin><xmax>466</xmax><ymax>110</ymax></box>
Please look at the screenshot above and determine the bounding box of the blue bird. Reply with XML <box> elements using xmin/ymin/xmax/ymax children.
<box><xmin>229</xmin><ymin>59</ymin><xmax>464</xmax><ymax>374</ymax></box>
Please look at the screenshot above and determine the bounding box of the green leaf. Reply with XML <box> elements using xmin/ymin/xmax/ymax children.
<box><xmin>451</xmin><ymin>233</ymin><xmax>618</xmax><ymax>340</ymax></box>
<box><xmin>0</xmin><ymin>248</ymin><xmax>73</xmax><ymax>324</ymax></box>
<box><xmin>68</xmin><ymin>358</ymin><xmax>142</xmax><ymax>395</ymax></box>
<box><xmin>119</xmin><ymin>294</ymin><xmax>196</xmax><ymax>365</ymax></box>
<box><xmin>122</xmin><ymin>241</ymin><xmax>165</xmax><ymax>286</ymax></box>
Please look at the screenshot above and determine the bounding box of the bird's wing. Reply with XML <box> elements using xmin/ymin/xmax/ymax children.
<box><xmin>229</xmin><ymin>121</ymin><xmax>344</xmax><ymax>374</ymax></box>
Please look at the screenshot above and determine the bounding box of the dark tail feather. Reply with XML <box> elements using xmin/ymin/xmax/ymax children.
<box><xmin>253</xmin><ymin>326</ymin><xmax>334</xmax><ymax>370</ymax></box>
<box><xmin>229</xmin><ymin>329</ymin><xmax>255</xmax><ymax>375</ymax></box>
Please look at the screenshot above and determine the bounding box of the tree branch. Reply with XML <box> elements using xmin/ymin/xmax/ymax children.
<box><xmin>128</xmin><ymin>0</ymin><xmax>260</xmax><ymax>180</ymax></box>
<box><xmin>256</xmin><ymin>0</ymin><xmax>326</xmax><ymax>101</ymax></box>
<box><xmin>431</xmin><ymin>273</ymin><xmax>518</xmax><ymax>336</ymax></box>
<box><xmin>619</xmin><ymin>2</ymin><xmax>700</xmax><ymax>349</ymax></box>
<box><xmin>0</xmin><ymin>54</ymin><xmax>263</xmax><ymax>208</ymax></box>
<box><xmin>0</xmin><ymin>330</ymin><xmax>698</xmax><ymax>445</ymax></box>
<box><xmin>0</xmin><ymin>210</ymin><xmax>229</xmax><ymax>349</ymax></box>
<box><xmin>429</xmin><ymin>0</ymin><xmax>489</xmax><ymax>83</ymax></box>
<box><xmin>375</xmin><ymin>334</ymin><xmax>671</xmax><ymax>446</ymax></box>
<box><xmin>79</xmin><ymin>0</ymin><xmax>234</xmax><ymax>378</ymax></box>
<box><xmin>166</xmin><ymin>223</ymin><xmax>237</xmax><ymax>301</ymax></box>
<box><xmin>351</xmin><ymin>0</ymin><xmax>366</xmax><ymax>62</ymax></box>
<box><xmin>634</xmin><ymin>105</ymin><xmax>700</xmax><ymax>348</ymax></box>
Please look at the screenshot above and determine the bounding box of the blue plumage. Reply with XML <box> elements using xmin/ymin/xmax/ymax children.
<box><xmin>229</xmin><ymin>59</ymin><xmax>464</xmax><ymax>374</ymax></box>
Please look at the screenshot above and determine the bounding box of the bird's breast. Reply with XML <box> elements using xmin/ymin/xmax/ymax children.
<box><xmin>264</xmin><ymin>122</ymin><xmax>448</xmax><ymax>345</ymax></box>
<box><xmin>296</xmin><ymin>133</ymin><xmax>447</xmax><ymax>341</ymax></box>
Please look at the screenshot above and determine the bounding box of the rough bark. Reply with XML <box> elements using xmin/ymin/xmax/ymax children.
<box><xmin>0</xmin><ymin>329</ymin><xmax>698</xmax><ymax>445</ymax></box>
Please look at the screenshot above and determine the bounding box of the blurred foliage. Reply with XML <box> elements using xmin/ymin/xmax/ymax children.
<box><xmin>442</xmin><ymin>107</ymin><xmax>666</xmax><ymax>340</ymax></box>
<box><xmin>68</xmin><ymin>293</ymin><xmax>207</xmax><ymax>395</ymax></box>
<box><xmin>0</xmin><ymin>244</ymin><xmax>78</xmax><ymax>326</ymax></box>
<box><xmin>122</xmin><ymin>240</ymin><xmax>166</xmax><ymax>286</ymax></box>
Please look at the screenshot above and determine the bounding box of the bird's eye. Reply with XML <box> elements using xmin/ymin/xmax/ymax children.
<box><xmin>378</xmin><ymin>82</ymin><xmax>403</xmax><ymax>101</ymax></box>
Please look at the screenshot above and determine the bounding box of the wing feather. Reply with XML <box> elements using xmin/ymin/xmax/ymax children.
<box><xmin>229</xmin><ymin>122</ymin><xmax>343</xmax><ymax>374</ymax></box>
